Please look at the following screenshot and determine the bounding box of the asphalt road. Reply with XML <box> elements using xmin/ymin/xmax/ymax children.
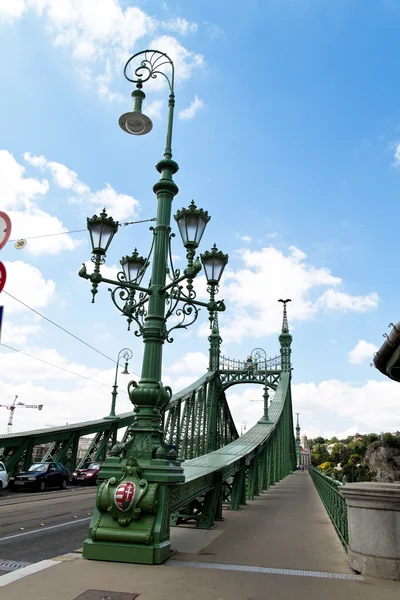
<box><xmin>0</xmin><ymin>486</ymin><xmax>96</xmax><ymax>575</ymax></box>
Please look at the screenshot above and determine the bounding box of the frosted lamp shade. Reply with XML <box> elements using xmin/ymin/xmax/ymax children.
<box><xmin>120</xmin><ymin>251</ymin><xmax>146</xmax><ymax>282</ymax></box>
<box><xmin>119</xmin><ymin>111</ymin><xmax>153</xmax><ymax>136</ymax></box>
<box><xmin>88</xmin><ymin>220</ymin><xmax>117</xmax><ymax>254</ymax></box>
<box><xmin>203</xmin><ymin>256</ymin><xmax>225</xmax><ymax>284</ymax></box>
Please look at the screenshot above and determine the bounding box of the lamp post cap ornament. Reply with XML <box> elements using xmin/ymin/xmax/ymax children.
<box><xmin>174</xmin><ymin>200</ymin><xmax>210</xmax><ymax>225</ymax></box>
<box><xmin>88</xmin><ymin>208</ymin><xmax>119</xmax><ymax>228</ymax></box>
<box><xmin>201</xmin><ymin>243</ymin><xmax>228</xmax><ymax>262</ymax></box>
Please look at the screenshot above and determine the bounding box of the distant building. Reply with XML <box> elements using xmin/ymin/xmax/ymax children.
<box><xmin>300</xmin><ymin>445</ymin><xmax>311</xmax><ymax>467</ymax></box>
<box><xmin>326</xmin><ymin>443</ymin><xmax>335</xmax><ymax>455</ymax></box>
<box><xmin>300</xmin><ymin>434</ymin><xmax>309</xmax><ymax>451</ymax></box>
<box><xmin>78</xmin><ymin>437</ymin><xmax>92</xmax><ymax>460</ymax></box>
<box><xmin>32</xmin><ymin>444</ymin><xmax>51</xmax><ymax>462</ymax></box>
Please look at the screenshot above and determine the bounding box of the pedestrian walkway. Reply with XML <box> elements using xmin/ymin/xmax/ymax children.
<box><xmin>1</xmin><ymin>472</ymin><xmax>399</xmax><ymax>599</ymax></box>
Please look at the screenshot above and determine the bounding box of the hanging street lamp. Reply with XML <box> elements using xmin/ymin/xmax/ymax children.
<box><xmin>105</xmin><ymin>348</ymin><xmax>133</xmax><ymax>419</ymax></box>
<box><xmin>79</xmin><ymin>50</ymin><xmax>228</xmax><ymax>565</ymax></box>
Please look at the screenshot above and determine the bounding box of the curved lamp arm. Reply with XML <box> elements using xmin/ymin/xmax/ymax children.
<box><xmin>123</xmin><ymin>49</ymin><xmax>175</xmax><ymax>160</ymax></box>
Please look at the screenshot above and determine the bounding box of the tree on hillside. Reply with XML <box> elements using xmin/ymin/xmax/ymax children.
<box><xmin>314</xmin><ymin>436</ymin><xmax>325</xmax><ymax>445</ymax></box>
<box><xmin>330</xmin><ymin>443</ymin><xmax>348</xmax><ymax>464</ymax></box>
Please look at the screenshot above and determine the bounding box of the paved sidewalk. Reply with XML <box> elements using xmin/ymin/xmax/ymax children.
<box><xmin>1</xmin><ymin>472</ymin><xmax>399</xmax><ymax>599</ymax></box>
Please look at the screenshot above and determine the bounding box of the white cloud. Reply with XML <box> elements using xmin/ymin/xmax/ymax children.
<box><xmin>167</xmin><ymin>352</ymin><xmax>208</xmax><ymax>374</ymax></box>
<box><xmin>24</xmin><ymin>152</ymin><xmax>89</xmax><ymax>195</ymax></box>
<box><xmin>149</xmin><ymin>36</ymin><xmax>203</xmax><ymax>83</ymax></box>
<box><xmin>146</xmin><ymin>99</ymin><xmax>164</xmax><ymax>120</ymax></box>
<box><xmin>0</xmin><ymin>0</ymin><xmax>25</xmax><ymax>22</ymax></box>
<box><xmin>179</xmin><ymin>95</ymin><xmax>204</xmax><ymax>120</ymax></box>
<box><xmin>198</xmin><ymin>246</ymin><xmax>379</xmax><ymax>343</ymax></box>
<box><xmin>8</xmin><ymin>207</ymin><xmax>83</xmax><ymax>256</ymax></box>
<box><xmin>266</xmin><ymin>232</ymin><xmax>279</xmax><ymax>239</ymax></box>
<box><xmin>3</xmin><ymin>261</ymin><xmax>56</xmax><ymax>313</ymax></box>
<box><xmin>237</xmin><ymin>235</ymin><xmax>252</xmax><ymax>243</ymax></box>
<box><xmin>318</xmin><ymin>289</ymin><xmax>379</xmax><ymax>312</ymax></box>
<box><xmin>23</xmin><ymin>151</ymin><xmax>140</xmax><ymax>221</ymax></box>
<box><xmin>393</xmin><ymin>143</ymin><xmax>400</xmax><ymax>167</ymax></box>
<box><xmin>3</xmin><ymin>2</ymin><xmax>202</xmax><ymax>100</ymax></box>
<box><xmin>0</xmin><ymin>150</ymin><xmax>49</xmax><ymax>210</ymax></box>
<box><xmin>206</xmin><ymin>23</ymin><xmax>225</xmax><ymax>40</ymax></box>
<box><xmin>348</xmin><ymin>340</ymin><xmax>378</xmax><ymax>365</ymax></box>
<box><xmin>1</xmin><ymin>322</ymin><xmax>42</xmax><ymax>345</ymax></box>
<box><xmin>162</xmin><ymin>18</ymin><xmax>197</xmax><ymax>35</ymax></box>
<box><xmin>0</xmin><ymin>348</ymin><xmax>134</xmax><ymax>432</ymax></box>
<box><xmin>88</xmin><ymin>184</ymin><xmax>140</xmax><ymax>221</ymax></box>
<box><xmin>83</xmin><ymin>261</ymin><xmax>119</xmax><ymax>281</ymax></box>
<box><xmin>293</xmin><ymin>378</ymin><xmax>400</xmax><ymax>435</ymax></box>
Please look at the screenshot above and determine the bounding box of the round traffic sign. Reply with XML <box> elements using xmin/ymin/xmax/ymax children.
<box><xmin>0</xmin><ymin>261</ymin><xmax>6</xmax><ymax>294</ymax></box>
<box><xmin>0</xmin><ymin>211</ymin><xmax>11</xmax><ymax>251</ymax></box>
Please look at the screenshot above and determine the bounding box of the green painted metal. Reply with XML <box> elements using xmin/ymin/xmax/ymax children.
<box><xmin>0</xmin><ymin>413</ymin><xmax>134</xmax><ymax>475</ymax></box>
<box><xmin>309</xmin><ymin>466</ymin><xmax>348</xmax><ymax>550</ymax></box>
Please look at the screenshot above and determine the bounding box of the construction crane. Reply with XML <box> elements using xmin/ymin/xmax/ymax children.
<box><xmin>0</xmin><ymin>395</ymin><xmax>43</xmax><ymax>433</ymax></box>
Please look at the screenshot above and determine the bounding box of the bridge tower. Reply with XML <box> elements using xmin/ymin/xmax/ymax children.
<box><xmin>278</xmin><ymin>299</ymin><xmax>292</xmax><ymax>371</ymax></box>
<box><xmin>295</xmin><ymin>412</ymin><xmax>301</xmax><ymax>466</ymax></box>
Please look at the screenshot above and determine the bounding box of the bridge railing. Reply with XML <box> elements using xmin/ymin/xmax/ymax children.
<box><xmin>309</xmin><ymin>466</ymin><xmax>348</xmax><ymax>550</ymax></box>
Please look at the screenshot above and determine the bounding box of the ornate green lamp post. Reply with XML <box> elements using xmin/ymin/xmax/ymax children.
<box><xmin>79</xmin><ymin>50</ymin><xmax>228</xmax><ymax>565</ymax></box>
<box><xmin>200</xmin><ymin>244</ymin><xmax>228</xmax><ymax>371</ymax></box>
<box><xmin>250</xmin><ymin>347</ymin><xmax>272</xmax><ymax>424</ymax></box>
<box><xmin>105</xmin><ymin>348</ymin><xmax>133</xmax><ymax>419</ymax></box>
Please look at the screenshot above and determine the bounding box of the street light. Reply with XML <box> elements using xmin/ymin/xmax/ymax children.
<box><xmin>80</xmin><ymin>49</ymin><xmax>228</xmax><ymax>565</ymax></box>
<box><xmin>105</xmin><ymin>348</ymin><xmax>133</xmax><ymax>419</ymax></box>
<box><xmin>250</xmin><ymin>347</ymin><xmax>272</xmax><ymax>424</ymax></box>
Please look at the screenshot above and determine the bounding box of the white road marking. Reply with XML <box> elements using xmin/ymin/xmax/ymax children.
<box><xmin>0</xmin><ymin>559</ymin><xmax>60</xmax><ymax>587</ymax></box>
<box><xmin>0</xmin><ymin>517</ymin><xmax>91</xmax><ymax>543</ymax></box>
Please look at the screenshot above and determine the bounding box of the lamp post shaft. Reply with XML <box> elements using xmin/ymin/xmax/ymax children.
<box><xmin>109</xmin><ymin>360</ymin><xmax>120</xmax><ymax>418</ymax></box>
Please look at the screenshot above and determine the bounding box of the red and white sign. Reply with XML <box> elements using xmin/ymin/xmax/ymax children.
<box><xmin>0</xmin><ymin>262</ymin><xmax>6</xmax><ymax>295</ymax></box>
<box><xmin>114</xmin><ymin>481</ymin><xmax>136</xmax><ymax>512</ymax></box>
<box><xmin>0</xmin><ymin>211</ymin><xmax>11</xmax><ymax>251</ymax></box>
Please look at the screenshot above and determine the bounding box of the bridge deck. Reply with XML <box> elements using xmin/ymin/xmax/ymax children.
<box><xmin>2</xmin><ymin>471</ymin><xmax>398</xmax><ymax>599</ymax></box>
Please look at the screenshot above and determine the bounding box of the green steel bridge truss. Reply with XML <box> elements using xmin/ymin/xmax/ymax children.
<box><xmin>0</xmin><ymin>345</ymin><xmax>296</xmax><ymax>534</ymax></box>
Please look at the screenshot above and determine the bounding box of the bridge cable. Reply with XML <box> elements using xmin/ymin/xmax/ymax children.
<box><xmin>2</xmin><ymin>291</ymin><xmax>141</xmax><ymax>379</ymax></box>
<box><xmin>0</xmin><ymin>342</ymin><xmax>124</xmax><ymax>390</ymax></box>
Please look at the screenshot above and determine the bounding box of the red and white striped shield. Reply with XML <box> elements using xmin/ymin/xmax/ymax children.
<box><xmin>114</xmin><ymin>481</ymin><xmax>136</xmax><ymax>512</ymax></box>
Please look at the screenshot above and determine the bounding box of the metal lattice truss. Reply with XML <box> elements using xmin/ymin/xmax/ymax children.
<box><xmin>169</xmin><ymin>372</ymin><xmax>296</xmax><ymax>528</ymax></box>
<box><xmin>219</xmin><ymin>369</ymin><xmax>281</xmax><ymax>391</ymax></box>
<box><xmin>164</xmin><ymin>372</ymin><xmax>238</xmax><ymax>459</ymax></box>
<box><xmin>0</xmin><ymin>415</ymin><xmax>132</xmax><ymax>475</ymax></box>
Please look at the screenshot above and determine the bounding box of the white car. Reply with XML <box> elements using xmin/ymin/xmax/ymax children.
<box><xmin>0</xmin><ymin>461</ymin><xmax>8</xmax><ymax>492</ymax></box>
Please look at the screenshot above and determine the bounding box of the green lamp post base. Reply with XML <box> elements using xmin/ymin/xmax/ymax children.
<box><xmin>82</xmin><ymin>443</ymin><xmax>184</xmax><ymax>565</ymax></box>
<box><xmin>83</xmin><ymin>539</ymin><xmax>171</xmax><ymax>565</ymax></box>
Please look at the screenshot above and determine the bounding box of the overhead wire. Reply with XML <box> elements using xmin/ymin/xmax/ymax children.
<box><xmin>2</xmin><ymin>293</ymin><xmax>141</xmax><ymax>381</ymax></box>
<box><xmin>0</xmin><ymin>343</ymin><xmax>119</xmax><ymax>390</ymax></box>
<box><xmin>7</xmin><ymin>217</ymin><xmax>157</xmax><ymax>243</ymax></box>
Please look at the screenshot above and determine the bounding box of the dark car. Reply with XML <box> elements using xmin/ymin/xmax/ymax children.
<box><xmin>71</xmin><ymin>462</ymin><xmax>101</xmax><ymax>485</ymax></box>
<box><xmin>9</xmin><ymin>462</ymin><xmax>69</xmax><ymax>492</ymax></box>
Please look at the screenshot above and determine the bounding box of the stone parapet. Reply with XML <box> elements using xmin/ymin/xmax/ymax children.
<box><xmin>340</xmin><ymin>482</ymin><xmax>400</xmax><ymax>580</ymax></box>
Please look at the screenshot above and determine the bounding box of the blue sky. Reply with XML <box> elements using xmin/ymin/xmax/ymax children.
<box><xmin>0</xmin><ymin>0</ymin><xmax>399</xmax><ymax>438</ymax></box>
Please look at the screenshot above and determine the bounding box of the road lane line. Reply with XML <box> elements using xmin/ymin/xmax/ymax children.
<box><xmin>0</xmin><ymin>517</ymin><xmax>91</xmax><ymax>542</ymax></box>
<box><xmin>0</xmin><ymin>559</ymin><xmax>60</xmax><ymax>587</ymax></box>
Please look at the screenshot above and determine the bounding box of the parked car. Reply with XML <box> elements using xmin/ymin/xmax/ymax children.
<box><xmin>71</xmin><ymin>462</ymin><xmax>101</xmax><ymax>485</ymax></box>
<box><xmin>0</xmin><ymin>461</ymin><xmax>8</xmax><ymax>492</ymax></box>
<box><xmin>8</xmin><ymin>462</ymin><xmax>69</xmax><ymax>492</ymax></box>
